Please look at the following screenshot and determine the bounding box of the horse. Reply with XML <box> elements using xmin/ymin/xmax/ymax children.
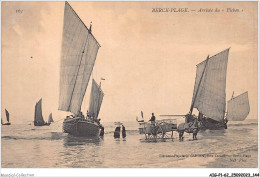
<box><xmin>177</xmin><ymin>121</ymin><xmax>199</xmax><ymax>141</ymax></box>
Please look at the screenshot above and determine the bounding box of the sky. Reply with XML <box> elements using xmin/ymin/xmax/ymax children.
<box><xmin>1</xmin><ymin>1</ymin><xmax>258</xmax><ymax>124</ymax></box>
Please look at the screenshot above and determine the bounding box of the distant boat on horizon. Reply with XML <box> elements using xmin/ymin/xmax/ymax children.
<box><xmin>34</xmin><ymin>98</ymin><xmax>50</xmax><ymax>126</ymax></box>
<box><xmin>226</xmin><ymin>91</ymin><xmax>250</xmax><ymax>121</ymax></box>
<box><xmin>1</xmin><ymin>109</ymin><xmax>11</xmax><ymax>125</ymax></box>
<box><xmin>48</xmin><ymin>113</ymin><xmax>54</xmax><ymax>124</ymax></box>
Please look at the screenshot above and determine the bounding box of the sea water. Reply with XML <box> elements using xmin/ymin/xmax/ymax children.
<box><xmin>1</xmin><ymin>119</ymin><xmax>258</xmax><ymax>168</ymax></box>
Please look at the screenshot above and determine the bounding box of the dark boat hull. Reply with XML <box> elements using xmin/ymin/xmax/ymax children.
<box><xmin>2</xmin><ymin>122</ymin><xmax>11</xmax><ymax>125</ymax></box>
<box><xmin>199</xmin><ymin>118</ymin><xmax>227</xmax><ymax>130</ymax></box>
<box><xmin>34</xmin><ymin>122</ymin><xmax>51</xmax><ymax>126</ymax></box>
<box><xmin>63</xmin><ymin>117</ymin><xmax>101</xmax><ymax>137</ymax></box>
<box><xmin>114</xmin><ymin>131</ymin><xmax>120</xmax><ymax>138</ymax></box>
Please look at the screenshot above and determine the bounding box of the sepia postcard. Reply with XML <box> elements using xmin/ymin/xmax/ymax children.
<box><xmin>1</xmin><ymin>1</ymin><xmax>259</xmax><ymax>177</ymax></box>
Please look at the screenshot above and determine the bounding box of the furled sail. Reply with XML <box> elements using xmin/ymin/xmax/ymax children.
<box><xmin>48</xmin><ymin>113</ymin><xmax>54</xmax><ymax>123</ymax></box>
<box><xmin>227</xmin><ymin>92</ymin><xmax>250</xmax><ymax>121</ymax></box>
<box><xmin>59</xmin><ymin>2</ymin><xmax>100</xmax><ymax>114</ymax></box>
<box><xmin>191</xmin><ymin>48</ymin><xmax>229</xmax><ymax>122</ymax></box>
<box><xmin>88</xmin><ymin>79</ymin><xmax>104</xmax><ymax>120</ymax></box>
<box><xmin>34</xmin><ymin>99</ymin><xmax>45</xmax><ymax>125</ymax></box>
<box><xmin>5</xmin><ymin>109</ymin><xmax>9</xmax><ymax>123</ymax></box>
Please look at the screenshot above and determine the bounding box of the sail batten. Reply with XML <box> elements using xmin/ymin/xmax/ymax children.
<box><xmin>191</xmin><ymin>48</ymin><xmax>230</xmax><ymax>122</ymax></box>
<box><xmin>88</xmin><ymin>79</ymin><xmax>104</xmax><ymax>120</ymax></box>
<box><xmin>59</xmin><ymin>2</ymin><xmax>100</xmax><ymax>114</ymax></box>
<box><xmin>227</xmin><ymin>92</ymin><xmax>250</xmax><ymax>121</ymax></box>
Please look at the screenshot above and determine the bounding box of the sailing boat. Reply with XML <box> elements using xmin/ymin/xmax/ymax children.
<box><xmin>59</xmin><ymin>2</ymin><xmax>103</xmax><ymax>137</ymax></box>
<box><xmin>34</xmin><ymin>98</ymin><xmax>50</xmax><ymax>126</ymax></box>
<box><xmin>2</xmin><ymin>109</ymin><xmax>11</xmax><ymax>125</ymax></box>
<box><xmin>226</xmin><ymin>91</ymin><xmax>250</xmax><ymax>121</ymax></box>
<box><xmin>48</xmin><ymin>113</ymin><xmax>54</xmax><ymax>123</ymax></box>
<box><xmin>180</xmin><ymin>48</ymin><xmax>230</xmax><ymax>131</ymax></box>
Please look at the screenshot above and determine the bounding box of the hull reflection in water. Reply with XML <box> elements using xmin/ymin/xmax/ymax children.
<box><xmin>63</xmin><ymin>134</ymin><xmax>101</xmax><ymax>146</ymax></box>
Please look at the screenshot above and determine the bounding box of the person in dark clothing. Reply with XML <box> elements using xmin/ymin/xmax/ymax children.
<box><xmin>114</xmin><ymin>126</ymin><xmax>120</xmax><ymax>138</ymax></box>
<box><xmin>224</xmin><ymin>117</ymin><xmax>228</xmax><ymax>129</ymax></box>
<box><xmin>149</xmin><ymin>113</ymin><xmax>156</xmax><ymax>122</ymax></box>
<box><xmin>198</xmin><ymin>112</ymin><xmax>203</xmax><ymax>121</ymax></box>
<box><xmin>100</xmin><ymin>126</ymin><xmax>104</xmax><ymax>137</ymax></box>
<box><xmin>192</xmin><ymin>119</ymin><xmax>198</xmax><ymax>140</ymax></box>
<box><xmin>122</xmin><ymin>125</ymin><xmax>126</xmax><ymax>138</ymax></box>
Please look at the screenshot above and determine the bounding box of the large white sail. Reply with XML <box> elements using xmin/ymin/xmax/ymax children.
<box><xmin>227</xmin><ymin>92</ymin><xmax>250</xmax><ymax>121</ymax></box>
<box><xmin>191</xmin><ymin>48</ymin><xmax>229</xmax><ymax>122</ymax></box>
<box><xmin>34</xmin><ymin>99</ymin><xmax>45</xmax><ymax>124</ymax></box>
<box><xmin>88</xmin><ymin>79</ymin><xmax>104</xmax><ymax>120</ymax></box>
<box><xmin>59</xmin><ymin>2</ymin><xmax>100</xmax><ymax>114</ymax></box>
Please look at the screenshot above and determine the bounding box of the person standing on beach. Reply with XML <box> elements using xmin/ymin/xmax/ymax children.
<box><xmin>122</xmin><ymin>125</ymin><xmax>126</xmax><ymax>138</ymax></box>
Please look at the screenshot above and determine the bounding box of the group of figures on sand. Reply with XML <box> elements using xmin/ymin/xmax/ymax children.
<box><xmin>114</xmin><ymin>125</ymin><xmax>126</xmax><ymax>139</ymax></box>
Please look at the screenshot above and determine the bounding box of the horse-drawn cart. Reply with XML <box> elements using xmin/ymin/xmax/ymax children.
<box><xmin>137</xmin><ymin>118</ymin><xmax>178</xmax><ymax>140</ymax></box>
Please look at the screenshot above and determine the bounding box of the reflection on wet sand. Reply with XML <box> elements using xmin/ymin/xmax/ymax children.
<box><xmin>63</xmin><ymin>134</ymin><xmax>101</xmax><ymax>146</ymax></box>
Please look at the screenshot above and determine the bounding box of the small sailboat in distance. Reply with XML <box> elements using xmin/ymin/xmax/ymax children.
<box><xmin>34</xmin><ymin>98</ymin><xmax>50</xmax><ymax>126</ymax></box>
<box><xmin>226</xmin><ymin>91</ymin><xmax>250</xmax><ymax>121</ymax></box>
<box><xmin>48</xmin><ymin>113</ymin><xmax>54</xmax><ymax>123</ymax></box>
<box><xmin>2</xmin><ymin>109</ymin><xmax>11</xmax><ymax>125</ymax></box>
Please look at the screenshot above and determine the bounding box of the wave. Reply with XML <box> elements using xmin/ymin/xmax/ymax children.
<box><xmin>228</xmin><ymin>122</ymin><xmax>257</xmax><ymax>127</ymax></box>
<box><xmin>2</xmin><ymin>132</ymin><xmax>67</xmax><ymax>141</ymax></box>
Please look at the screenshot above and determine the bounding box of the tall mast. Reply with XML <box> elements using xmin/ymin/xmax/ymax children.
<box><xmin>189</xmin><ymin>55</ymin><xmax>210</xmax><ymax>115</ymax></box>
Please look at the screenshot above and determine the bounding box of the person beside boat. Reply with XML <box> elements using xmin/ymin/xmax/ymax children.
<box><xmin>224</xmin><ymin>117</ymin><xmax>228</xmax><ymax>124</ymax></box>
<box><xmin>192</xmin><ymin>118</ymin><xmax>198</xmax><ymax>140</ymax></box>
<box><xmin>224</xmin><ymin>117</ymin><xmax>228</xmax><ymax>129</ymax></box>
<box><xmin>77</xmin><ymin>111</ymin><xmax>85</xmax><ymax>120</ymax></box>
<box><xmin>114</xmin><ymin>126</ymin><xmax>120</xmax><ymax>138</ymax></box>
<box><xmin>122</xmin><ymin>125</ymin><xmax>126</xmax><ymax>138</ymax></box>
<box><xmin>100</xmin><ymin>125</ymin><xmax>104</xmax><ymax>136</ymax></box>
<box><xmin>88</xmin><ymin>112</ymin><xmax>100</xmax><ymax>124</ymax></box>
<box><xmin>86</xmin><ymin>110</ymin><xmax>90</xmax><ymax>117</ymax></box>
<box><xmin>94</xmin><ymin>117</ymin><xmax>101</xmax><ymax>125</ymax></box>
